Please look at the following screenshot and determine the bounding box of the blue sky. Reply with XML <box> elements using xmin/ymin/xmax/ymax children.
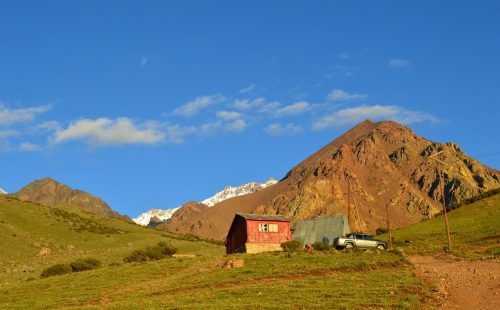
<box><xmin>1</xmin><ymin>1</ymin><xmax>499</xmax><ymax>217</ymax></box>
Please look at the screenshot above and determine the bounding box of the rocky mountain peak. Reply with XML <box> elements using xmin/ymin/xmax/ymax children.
<box><xmin>13</xmin><ymin>177</ymin><xmax>130</xmax><ymax>221</ymax></box>
<box><xmin>162</xmin><ymin>120</ymin><xmax>500</xmax><ymax>240</ymax></box>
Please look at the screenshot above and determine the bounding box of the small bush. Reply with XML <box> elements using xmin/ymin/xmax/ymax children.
<box><xmin>281</xmin><ymin>240</ymin><xmax>301</xmax><ymax>253</ymax></box>
<box><xmin>123</xmin><ymin>242</ymin><xmax>177</xmax><ymax>263</ymax></box>
<box><xmin>70</xmin><ymin>258</ymin><xmax>102</xmax><ymax>272</ymax></box>
<box><xmin>486</xmin><ymin>246</ymin><xmax>500</xmax><ymax>257</ymax></box>
<box><xmin>312</xmin><ymin>241</ymin><xmax>331</xmax><ymax>251</ymax></box>
<box><xmin>41</xmin><ymin>264</ymin><xmax>72</xmax><ymax>278</ymax></box>
<box><xmin>376</xmin><ymin>227</ymin><xmax>388</xmax><ymax>235</ymax></box>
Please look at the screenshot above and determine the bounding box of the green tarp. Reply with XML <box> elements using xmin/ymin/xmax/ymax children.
<box><xmin>292</xmin><ymin>215</ymin><xmax>350</xmax><ymax>246</ymax></box>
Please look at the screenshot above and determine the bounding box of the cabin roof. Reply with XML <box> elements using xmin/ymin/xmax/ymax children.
<box><xmin>236</xmin><ymin>213</ymin><xmax>289</xmax><ymax>222</ymax></box>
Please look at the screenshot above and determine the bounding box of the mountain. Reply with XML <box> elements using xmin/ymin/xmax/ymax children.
<box><xmin>13</xmin><ymin>178</ymin><xmax>130</xmax><ymax>221</ymax></box>
<box><xmin>132</xmin><ymin>178</ymin><xmax>277</xmax><ymax>226</ymax></box>
<box><xmin>163</xmin><ymin>120</ymin><xmax>500</xmax><ymax>240</ymax></box>
<box><xmin>0</xmin><ymin>188</ymin><xmax>6</xmax><ymax>195</ymax></box>
<box><xmin>201</xmin><ymin>178</ymin><xmax>278</xmax><ymax>206</ymax></box>
<box><xmin>133</xmin><ymin>208</ymin><xmax>180</xmax><ymax>226</ymax></box>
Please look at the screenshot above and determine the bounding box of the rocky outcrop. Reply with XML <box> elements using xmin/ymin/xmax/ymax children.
<box><xmin>13</xmin><ymin>178</ymin><xmax>130</xmax><ymax>221</ymax></box>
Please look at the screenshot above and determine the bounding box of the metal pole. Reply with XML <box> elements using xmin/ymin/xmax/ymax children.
<box><xmin>438</xmin><ymin>161</ymin><xmax>452</xmax><ymax>253</ymax></box>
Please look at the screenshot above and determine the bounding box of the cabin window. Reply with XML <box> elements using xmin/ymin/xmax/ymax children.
<box><xmin>258</xmin><ymin>223</ymin><xmax>278</xmax><ymax>232</ymax></box>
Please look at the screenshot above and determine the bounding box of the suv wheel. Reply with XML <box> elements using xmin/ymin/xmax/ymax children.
<box><xmin>376</xmin><ymin>244</ymin><xmax>385</xmax><ymax>250</ymax></box>
<box><xmin>345</xmin><ymin>243</ymin><xmax>354</xmax><ymax>249</ymax></box>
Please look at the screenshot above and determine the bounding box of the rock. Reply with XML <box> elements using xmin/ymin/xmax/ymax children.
<box><xmin>39</xmin><ymin>247</ymin><xmax>52</xmax><ymax>256</ymax></box>
<box><xmin>222</xmin><ymin>259</ymin><xmax>245</xmax><ymax>269</ymax></box>
<box><xmin>21</xmin><ymin>265</ymin><xmax>34</xmax><ymax>273</ymax></box>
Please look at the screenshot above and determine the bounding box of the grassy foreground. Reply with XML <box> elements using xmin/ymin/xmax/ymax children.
<box><xmin>0</xmin><ymin>251</ymin><xmax>430</xmax><ymax>309</ymax></box>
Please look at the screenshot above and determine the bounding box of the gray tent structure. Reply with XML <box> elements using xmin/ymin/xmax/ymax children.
<box><xmin>292</xmin><ymin>215</ymin><xmax>350</xmax><ymax>247</ymax></box>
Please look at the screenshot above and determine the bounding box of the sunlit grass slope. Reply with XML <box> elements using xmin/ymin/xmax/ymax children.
<box><xmin>387</xmin><ymin>191</ymin><xmax>499</xmax><ymax>257</ymax></box>
<box><xmin>0</xmin><ymin>251</ymin><xmax>431</xmax><ymax>309</ymax></box>
<box><xmin>0</xmin><ymin>196</ymin><xmax>224</xmax><ymax>284</ymax></box>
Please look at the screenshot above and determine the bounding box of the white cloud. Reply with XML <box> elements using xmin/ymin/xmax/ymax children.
<box><xmin>36</xmin><ymin>121</ymin><xmax>60</xmax><ymax>132</ymax></box>
<box><xmin>239</xmin><ymin>84</ymin><xmax>256</xmax><ymax>94</ymax></box>
<box><xmin>172</xmin><ymin>94</ymin><xmax>225</xmax><ymax>117</ymax></box>
<box><xmin>140</xmin><ymin>57</ymin><xmax>148</xmax><ymax>68</ymax></box>
<box><xmin>313</xmin><ymin>104</ymin><xmax>439</xmax><ymax>130</ymax></box>
<box><xmin>327</xmin><ymin>89</ymin><xmax>367</xmax><ymax>102</ymax></box>
<box><xmin>273</xmin><ymin>101</ymin><xmax>309</xmax><ymax>117</ymax></box>
<box><xmin>265</xmin><ymin>123</ymin><xmax>303</xmax><ymax>136</ymax></box>
<box><xmin>200</xmin><ymin>121</ymin><xmax>222</xmax><ymax>135</ymax></box>
<box><xmin>324</xmin><ymin>65</ymin><xmax>354</xmax><ymax>79</ymax></box>
<box><xmin>53</xmin><ymin>117</ymin><xmax>165</xmax><ymax>146</ymax></box>
<box><xmin>200</xmin><ymin>118</ymin><xmax>246</xmax><ymax>134</ymax></box>
<box><xmin>0</xmin><ymin>104</ymin><xmax>52</xmax><ymax>125</ymax></box>
<box><xmin>231</xmin><ymin>98</ymin><xmax>265</xmax><ymax>111</ymax></box>
<box><xmin>258</xmin><ymin>101</ymin><xmax>281</xmax><ymax>113</ymax></box>
<box><xmin>225</xmin><ymin>119</ymin><xmax>246</xmax><ymax>132</ymax></box>
<box><xmin>338</xmin><ymin>52</ymin><xmax>350</xmax><ymax>60</ymax></box>
<box><xmin>389</xmin><ymin>59</ymin><xmax>410</xmax><ymax>68</ymax></box>
<box><xmin>0</xmin><ymin>130</ymin><xmax>18</xmax><ymax>139</ymax></box>
<box><xmin>216</xmin><ymin>110</ymin><xmax>243</xmax><ymax>121</ymax></box>
<box><xmin>163</xmin><ymin>125</ymin><xmax>197</xmax><ymax>144</ymax></box>
<box><xmin>18</xmin><ymin>142</ymin><xmax>40</xmax><ymax>152</ymax></box>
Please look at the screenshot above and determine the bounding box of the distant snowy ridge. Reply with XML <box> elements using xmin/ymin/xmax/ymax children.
<box><xmin>201</xmin><ymin>178</ymin><xmax>278</xmax><ymax>207</ymax></box>
<box><xmin>132</xmin><ymin>178</ymin><xmax>278</xmax><ymax>226</ymax></box>
<box><xmin>133</xmin><ymin>208</ymin><xmax>179</xmax><ymax>226</ymax></box>
<box><xmin>0</xmin><ymin>188</ymin><xmax>7</xmax><ymax>195</ymax></box>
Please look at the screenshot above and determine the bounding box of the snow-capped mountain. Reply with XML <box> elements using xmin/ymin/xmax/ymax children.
<box><xmin>201</xmin><ymin>178</ymin><xmax>278</xmax><ymax>207</ymax></box>
<box><xmin>132</xmin><ymin>178</ymin><xmax>278</xmax><ymax>226</ymax></box>
<box><xmin>133</xmin><ymin>208</ymin><xmax>179</xmax><ymax>226</ymax></box>
<box><xmin>0</xmin><ymin>188</ymin><xmax>7</xmax><ymax>195</ymax></box>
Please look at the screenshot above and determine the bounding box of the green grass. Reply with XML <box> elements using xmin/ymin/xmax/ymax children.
<box><xmin>7</xmin><ymin>192</ymin><xmax>499</xmax><ymax>308</ymax></box>
<box><xmin>0</xmin><ymin>251</ymin><xmax>431</xmax><ymax>309</ymax></box>
<box><xmin>0</xmin><ymin>196</ymin><xmax>223</xmax><ymax>284</ymax></box>
<box><xmin>383</xmin><ymin>192</ymin><xmax>500</xmax><ymax>258</ymax></box>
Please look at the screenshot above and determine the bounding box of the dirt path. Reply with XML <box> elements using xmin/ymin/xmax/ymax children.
<box><xmin>408</xmin><ymin>255</ymin><xmax>500</xmax><ymax>309</ymax></box>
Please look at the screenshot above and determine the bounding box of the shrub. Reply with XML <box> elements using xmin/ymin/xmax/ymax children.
<box><xmin>40</xmin><ymin>264</ymin><xmax>72</xmax><ymax>278</ymax></box>
<box><xmin>123</xmin><ymin>242</ymin><xmax>177</xmax><ymax>263</ymax></box>
<box><xmin>312</xmin><ymin>241</ymin><xmax>331</xmax><ymax>251</ymax></box>
<box><xmin>376</xmin><ymin>227</ymin><xmax>388</xmax><ymax>235</ymax></box>
<box><xmin>70</xmin><ymin>258</ymin><xmax>102</xmax><ymax>272</ymax></box>
<box><xmin>281</xmin><ymin>240</ymin><xmax>301</xmax><ymax>253</ymax></box>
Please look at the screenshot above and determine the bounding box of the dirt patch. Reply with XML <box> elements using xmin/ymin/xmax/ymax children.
<box><xmin>475</xmin><ymin>235</ymin><xmax>500</xmax><ymax>241</ymax></box>
<box><xmin>408</xmin><ymin>255</ymin><xmax>500</xmax><ymax>309</ymax></box>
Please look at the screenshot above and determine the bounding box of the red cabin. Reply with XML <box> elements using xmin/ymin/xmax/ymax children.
<box><xmin>224</xmin><ymin>213</ymin><xmax>292</xmax><ymax>254</ymax></box>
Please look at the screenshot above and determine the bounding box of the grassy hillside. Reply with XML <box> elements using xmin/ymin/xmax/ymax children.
<box><xmin>3</xmin><ymin>192</ymin><xmax>497</xmax><ymax>308</ymax></box>
<box><xmin>0</xmin><ymin>251</ymin><xmax>431</xmax><ymax>309</ymax></box>
<box><xmin>386</xmin><ymin>191</ymin><xmax>499</xmax><ymax>257</ymax></box>
<box><xmin>0</xmin><ymin>196</ymin><xmax>224</xmax><ymax>284</ymax></box>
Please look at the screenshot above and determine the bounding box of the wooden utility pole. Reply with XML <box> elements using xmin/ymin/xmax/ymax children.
<box><xmin>428</xmin><ymin>151</ymin><xmax>452</xmax><ymax>253</ymax></box>
<box><xmin>346</xmin><ymin>178</ymin><xmax>363</xmax><ymax>232</ymax></box>
<box><xmin>386</xmin><ymin>203</ymin><xmax>393</xmax><ymax>249</ymax></box>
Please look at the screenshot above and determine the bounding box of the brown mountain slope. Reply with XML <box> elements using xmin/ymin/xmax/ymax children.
<box><xmin>13</xmin><ymin>178</ymin><xmax>131</xmax><ymax>221</ymax></box>
<box><xmin>164</xmin><ymin>120</ymin><xmax>500</xmax><ymax>240</ymax></box>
